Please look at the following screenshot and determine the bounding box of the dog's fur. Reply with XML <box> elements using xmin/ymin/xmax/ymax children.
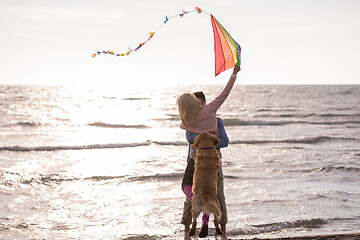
<box><xmin>189</xmin><ymin>132</ymin><xmax>222</xmax><ymax>236</ymax></box>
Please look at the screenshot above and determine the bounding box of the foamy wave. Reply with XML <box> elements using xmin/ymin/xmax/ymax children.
<box><xmin>127</xmin><ymin>172</ymin><xmax>183</xmax><ymax>182</ymax></box>
<box><xmin>255</xmin><ymin>113</ymin><xmax>316</xmax><ymax>118</ymax></box>
<box><xmin>152</xmin><ymin>141</ymin><xmax>187</xmax><ymax>146</ymax></box>
<box><xmin>88</xmin><ymin>122</ymin><xmax>148</xmax><ymax>129</ymax></box>
<box><xmin>254</xmin><ymin>113</ymin><xmax>360</xmax><ymax>118</ymax></box>
<box><xmin>318</xmin><ymin>166</ymin><xmax>360</xmax><ymax>173</ymax></box>
<box><xmin>224</xmin><ymin>119</ymin><xmax>286</xmax><ymax>126</ymax></box>
<box><xmin>237</xmin><ymin>218</ymin><xmax>327</xmax><ymax>235</ymax></box>
<box><xmin>231</xmin><ymin>136</ymin><xmax>356</xmax><ymax>145</ymax></box>
<box><xmin>0</xmin><ymin>142</ymin><xmax>151</xmax><ymax>152</ymax></box>
<box><xmin>318</xmin><ymin>113</ymin><xmax>360</xmax><ymax>118</ymax></box>
<box><xmin>121</xmin><ymin>97</ymin><xmax>150</xmax><ymax>101</ymax></box>
<box><xmin>0</xmin><ymin>136</ymin><xmax>356</xmax><ymax>152</ymax></box>
<box><xmin>0</xmin><ymin>121</ymin><xmax>41</xmax><ymax>128</ymax></box>
<box><xmin>21</xmin><ymin>174</ymin><xmax>78</xmax><ymax>186</ymax></box>
<box><xmin>87</xmin><ymin>174</ymin><xmax>182</xmax><ymax>183</ymax></box>
<box><xmin>223</xmin><ymin>119</ymin><xmax>360</xmax><ymax>126</ymax></box>
<box><xmin>0</xmin><ymin>141</ymin><xmax>187</xmax><ymax>152</ymax></box>
<box><xmin>7</xmin><ymin>172</ymin><xmax>182</xmax><ymax>187</ymax></box>
<box><xmin>122</xmin><ymin>234</ymin><xmax>164</xmax><ymax>240</ymax></box>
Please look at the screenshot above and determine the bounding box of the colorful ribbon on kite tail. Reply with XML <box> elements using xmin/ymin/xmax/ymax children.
<box><xmin>91</xmin><ymin>7</ymin><xmax>209</xmax><ymax>58</ymax></box>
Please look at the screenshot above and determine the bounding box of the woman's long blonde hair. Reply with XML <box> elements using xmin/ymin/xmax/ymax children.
<box><xmin>176</xmin><ymin>93</ymin><xmax>203</xmax><ymax>129</ymax></box>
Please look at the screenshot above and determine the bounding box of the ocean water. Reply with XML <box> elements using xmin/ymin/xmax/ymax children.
<box><xmin>0</xmin><ymin>84</ymin><xmax>359</xmax><ymax>239</ymax></box>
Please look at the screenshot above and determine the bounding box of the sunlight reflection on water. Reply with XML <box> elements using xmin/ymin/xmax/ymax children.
<box><xmin>1</xmin><ymin>85</ymin><xmax>360</xmax><ymax>239</ymax></box>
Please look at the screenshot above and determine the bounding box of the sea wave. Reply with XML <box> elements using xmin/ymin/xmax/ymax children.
<box><xmin>2</xmin><ymin>172</ymin><xmax>182</xmax><ymax>187</ymax></box>
<box><xmin>2</xmin><ymin>171</ymin><xmax>243</xmax><ymax>188</ymax></box>
<box><xmin>127</xmin><ymin>172</ymin><xmax>183</xmax><ymax>182</ymax></box>
<box><xmin>231</xmin><ymin>136</ymin><xmax>357</xmax><ymax>145</ymax></box>
<box><xmin>0</xmin><ymin>121</ymin><xmax>42</xmax><ymax>128</ymax></box>
<box><xmin>152</xmin><ymin>141</ymin><xmax>187</xmax><ymax>146</ymax></box>
<box><xmin>255</xmin><ymin>113</ymin><xmax>316</xmax><ymax>118</ymax></box>
<box><xmin>86</xmin><ymin>173</ymin><xmax>183</xmax><ymax>182</ymax></box>
<box><xmin>223</xmin><ymin>119</ymin><xmax>360</xmax><ymax>126</ymax></box>
<box><xmin>19</xmin><ymin>174</ymin><xmax>145</xmax><ymax>186</ymax></box>
<box><xmin>20</xmin><ymin>174</ymin><xmax>79</xmax><ymax>186</ymax></box>
<box><xmin>254</xmin><ymin>113</ymin><xmax>360</xmax><ymax>118</ymax></box>
<box><xmin>318</xmin><ymin>113</ymin><xmax>360</xmax><ymax>118</ymax></box>
<box><xmin>0</xmin><ymin>142</ymin><xmax>152</xmax><ymax>152</ymax></box>
<box><xmin>88</xmin><ymin>122</ymin><xmax>148</xmax><ymax>129</ymax></box>
<box><xmin>291</xmin><ymin>165</ymin><xmax>360</xmax><ymax>174</ymax></box>
<box><xmin>122</xmin><ymin>234</ymin><xmax>163</xmax><ymax>240</ymax></box>
<box><xmin>121</xmin><ymin>97</ymin><xmax>150</xmax><ymax>101</ymax></box>
<box><xmin>318</xmin><ymin>166</ymin><xmax>360</xmax><ymax>173</ymax></box>
<box><xmin>0</xmin><ymin>136</ymin><xmax>357</xmax><ymax>152</ymax></box>
<box><xmin>237</xmin><ymin>218</ymin><xmax>327</xmax><ymax>235</ymax></box>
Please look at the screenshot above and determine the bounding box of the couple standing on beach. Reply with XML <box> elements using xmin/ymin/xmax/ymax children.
<box><xmin>177</xmin><ymin>66</ymin><xmax>241</xmax><ymax>239</ymax></box>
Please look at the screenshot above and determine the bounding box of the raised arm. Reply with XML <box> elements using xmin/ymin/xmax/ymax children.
<box><xmin>208</xmin><ymin>66</ymin><xmax>240</xmax><ymax>111</ymax></box>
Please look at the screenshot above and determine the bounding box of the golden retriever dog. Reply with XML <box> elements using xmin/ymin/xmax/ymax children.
<box><xmin>189</xmin><ymin>132</ymin><xmax>222</xmax><ymax>237</ymax></box>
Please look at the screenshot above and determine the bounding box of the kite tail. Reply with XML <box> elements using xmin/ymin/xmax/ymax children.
<box><xmin>92</xmin><ymin>7</ymin><xmax>209</xmax><ymax>58</ymax></box>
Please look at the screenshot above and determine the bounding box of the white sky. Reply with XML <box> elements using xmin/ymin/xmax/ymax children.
<box><xmin>1</xmin><ymin>0</ymin><xmax>360</xmax><ymax>86</ymax></box>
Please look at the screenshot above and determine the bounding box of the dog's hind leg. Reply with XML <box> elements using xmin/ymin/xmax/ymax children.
<box><xmin>214</xmin><ymin>197</ymin><xmax>222</xmax><ymax>235</ymax></box>
<box><xmin>189</xmin><ymin>197</ymin><xmax>201</xmax><ymax>236</ymax></box>
<box><xmin>214</xmin><ymin>219</ymin><xmax>222</xmax><ymax>235</ymax></box>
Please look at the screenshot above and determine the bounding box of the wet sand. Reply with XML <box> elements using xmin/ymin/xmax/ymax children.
<box><xmin>247</xmin><ymin>233</ymin><xmax>360</xmax><ymax>240</ymax></box>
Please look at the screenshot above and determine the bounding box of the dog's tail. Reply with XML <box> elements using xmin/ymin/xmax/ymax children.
<box><xmin>202</xmin><ymin>194</ymin><xmax>221</xmax><ymax>219</ymax></box>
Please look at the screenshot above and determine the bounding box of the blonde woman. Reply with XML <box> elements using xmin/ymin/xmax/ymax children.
<box><xmin>177</xmin><ymin>66</ymin><xmax>240</xmax><ymax>135</ymax></box>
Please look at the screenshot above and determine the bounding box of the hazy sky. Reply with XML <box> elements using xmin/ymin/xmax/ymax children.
<box><xmin>1</xmin><ymin>0</ymin><xmax>359</xmax><ymax>86</ymax></box>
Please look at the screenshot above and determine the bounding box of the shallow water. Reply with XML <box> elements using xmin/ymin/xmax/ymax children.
<box><xmin>0</xmin><ymin>84</ymin><xmax>359</xmax><ymax>239</ymax></box>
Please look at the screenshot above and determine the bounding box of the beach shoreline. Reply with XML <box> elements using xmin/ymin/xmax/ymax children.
<box><xmin>243</xmin><ymin>233</ymin><xmax>360</xmax><ymax>240</ymax></box>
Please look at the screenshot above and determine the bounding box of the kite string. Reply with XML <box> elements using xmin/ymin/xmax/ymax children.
<box><xmin>92</xmin><ymin>7</ymin><xmax>210</xmax><ymax>58</ymax></box>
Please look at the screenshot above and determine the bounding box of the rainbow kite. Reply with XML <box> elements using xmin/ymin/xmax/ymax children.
<box><xmin>92</xmin><ymin>7</ymin><xmax>241</xmax><ymax>77</ymax></box>
<box><xmin>211</xmin><ymin>15</ymin><xmax>241</xmax><ymax>76</ymax></box>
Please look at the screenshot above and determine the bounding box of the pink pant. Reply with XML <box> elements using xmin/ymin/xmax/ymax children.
<box><xmin>183</xmin><ymin>185</ymin><xmax>209</xmax><ymax>225</ymax></box>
